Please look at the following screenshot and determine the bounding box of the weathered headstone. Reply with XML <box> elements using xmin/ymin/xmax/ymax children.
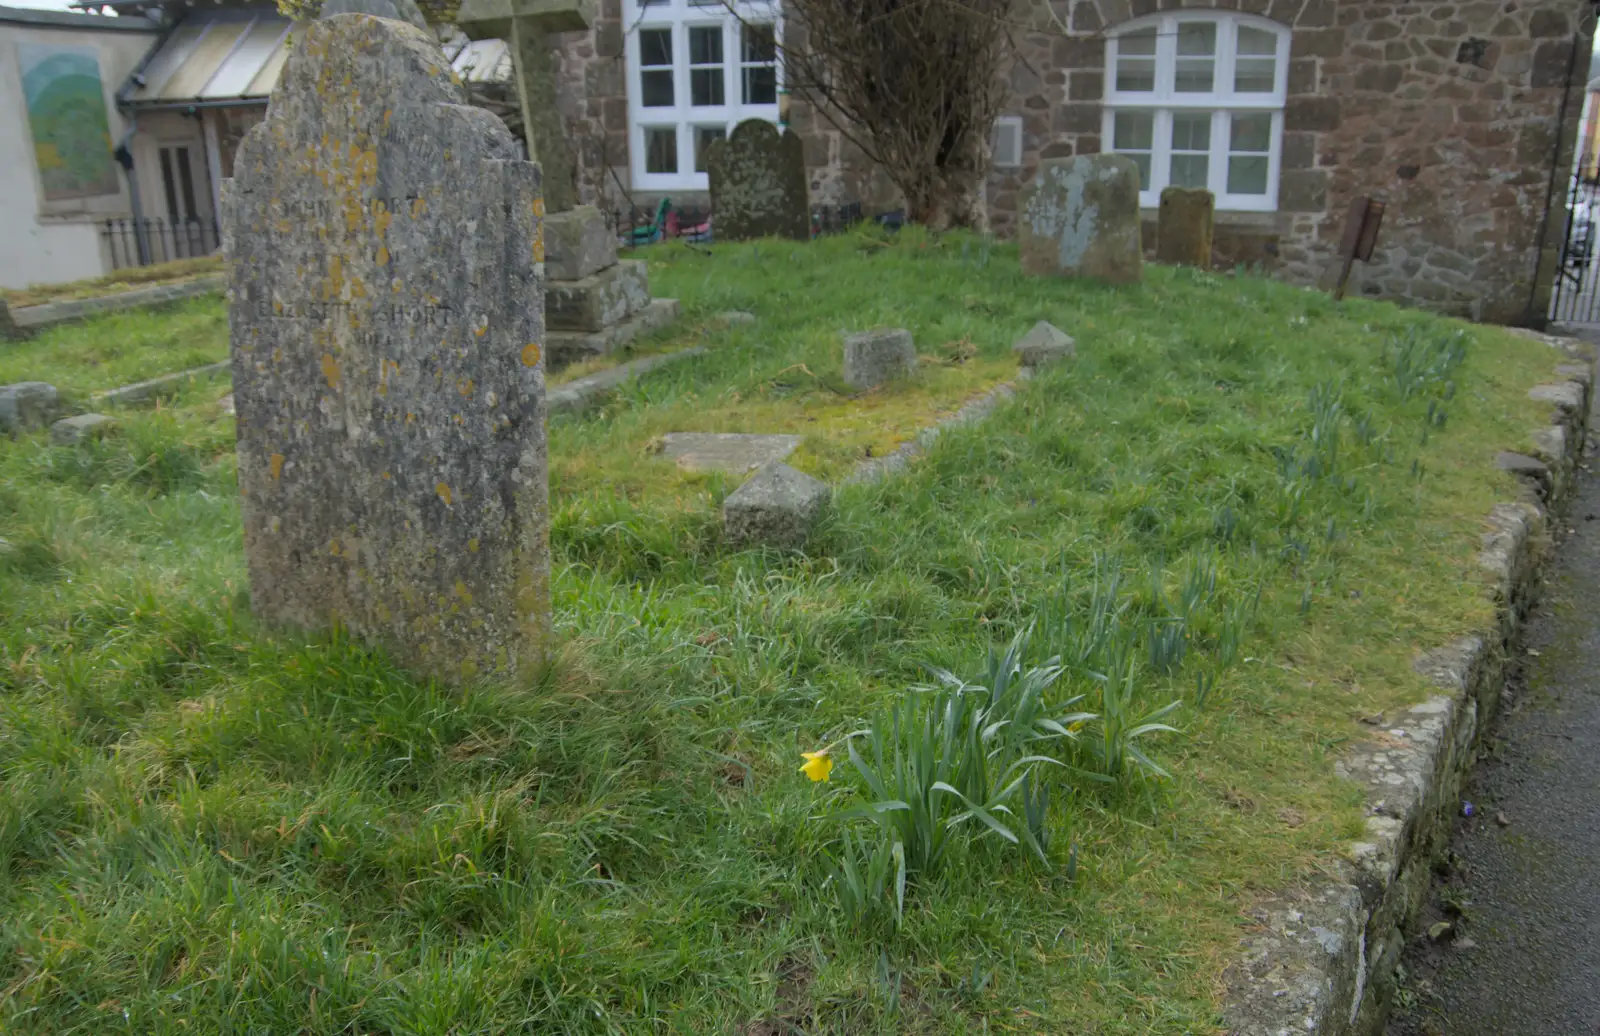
<box><xmin>320</xmin><ymin>0</ymin><xmax>428</xmax><ymax>29</ymax></box>
<box><xmin>545</xmin><ymin>205</ymin><xmax>616</xmax><ymax>281</ymax></box>
<box><xmin>1018</xmin><ymin>154</ymin><xmax>1143</xmax><ymax>284</ymax></box>
<box><xmin>223</xmin><ymin>15</ymin><xmax>550</xmax><ymax>684</ymax></box>
<box><xmin>0</xmin><ymin>382</ymin><xmax>59</xmax><ymax>435</ymax></box>
<box><xmin>843</xmin><ymin>328</ymin><xmax>917</xmax><ymax>390</ymax></box>
<box><xmin>708</xmin><ymin>120</ymin><xmax>809</xmax><ymax>242</ymax></box>
<box><xmin>1012</xmin><ymin>321</ymin><xmax>1075</xmax><ymax>370</ymax></box>
<box><xmin>723</xmin><ymin>461</ymin><xmax>830</xmax><ymax>550</ymax></box>
<box><xmin>1156</xmin><ymin>186</ymin><xmax>1214</xmax><ymax>267</ymax></box>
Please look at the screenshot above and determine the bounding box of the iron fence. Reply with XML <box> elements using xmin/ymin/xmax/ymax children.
<box><xmin>612</xmin><ymin>200</ymin><xmax>865</xmax><ymax>246</ymax></box>
<box><xmin>102</xmin><ymin>218</ymin><xmax>221</xmax><ymax>271</ymax></box>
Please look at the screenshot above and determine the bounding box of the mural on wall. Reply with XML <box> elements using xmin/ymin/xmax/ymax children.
<box><xmin>16</xmin><ymin>43</ymin><xmax>119</xmax><ymax>201</ymax></box>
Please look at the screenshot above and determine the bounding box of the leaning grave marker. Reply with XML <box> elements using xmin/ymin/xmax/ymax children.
<box><xmin>223</xmin><ymin>14</ymin><xmax>551</xmax><ymax>684</ymax></box>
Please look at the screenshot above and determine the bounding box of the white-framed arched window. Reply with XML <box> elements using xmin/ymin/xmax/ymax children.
<box><xmin>1103</xmin><ymin>11</ymin><xmax>1289</xmax><ymax>212</ymax></box>
<box><xmin>624</xmin><ymin>0</ymin><xmax>783</xmax><ymax>193</ymax></box>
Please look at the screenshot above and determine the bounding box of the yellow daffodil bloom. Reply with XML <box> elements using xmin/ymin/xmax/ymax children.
<box><xmin>800</xmin><ymin>751</ymin><xmax>833</xmax><ymax>783</ymax></box>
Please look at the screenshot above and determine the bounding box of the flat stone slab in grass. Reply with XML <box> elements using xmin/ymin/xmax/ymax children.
<box><xmin>0</xmin><ymin>381</ymin><xmax>59</xmax><ymax>435</ymax></box>
<box><xmin>843</xmin><ymin>328</ymin><xmax>917</xmax><ymax>390</ymax></box>
<box><xmin>547</xmin><ymin>345</ymin><xmax>706</xmax><ymax>415</ymax></box>
<box><xmin>10</xmin><ymin>276</ymin><xmax>225</xmax><ymax>333</ymax></box>
<box><xmin>1012</xmin><ymin>321</ymin><xmax>1075</xmax><ymax>369</ymax></box>
<box><xmin>222</xmin><ymin>14</ymin><xmax>550</xmax><ymax>685</ymax></box>
<box><xmin>50</xmin><ymin>413</ymin><xmax>117</xmax><ymax>446</ymax></box>
<box><xmin>723</xmin><ymin>461</ymin><xmax>830</xmax><ymax>550</ymax></box>
<box><xmin>661</xmin><ymin>432</ymin><xmax>802</xmax><ymax>473</ymax></box>
<box><xmin>544</xmin><ymin>205</ymin><xmax>618</xmax><ymax>281</ymax></box>
<box><xmin>1019</xmin><ymin>154</ymin><xmax>1143</xmax><ymax>284</ymax></box>
<box><xmin>717</xmin><ymin>310</ymin><xmax>756</xmax><ymax>327</ymax></box>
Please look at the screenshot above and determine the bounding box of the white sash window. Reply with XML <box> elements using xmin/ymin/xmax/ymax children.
<box><xmin>626</xmin><ymin>0</ymin><xmax>782</xmax><ymax>191</ymax></box>
<box><xmin>1104</xmin><ymin>12</ymin><xmax>1289</xmax><ymax>212</ymax></box>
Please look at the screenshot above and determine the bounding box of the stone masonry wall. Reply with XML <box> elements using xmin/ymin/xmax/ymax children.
<box><xmin>548</xmin><ymin>0</ymin><xmax>1591</xmax><ymax>323</ymax></box>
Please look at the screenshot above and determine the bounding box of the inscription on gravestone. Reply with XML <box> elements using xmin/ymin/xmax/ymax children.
<box><xmin>708</xmin><ymin>119</ymin><xmax>809</xmax><ymax>242</ymax></box>
<box><xmin>223</xmin><ymin>15</ymin><xmax>551</xmax><ymax>683</ymax></box>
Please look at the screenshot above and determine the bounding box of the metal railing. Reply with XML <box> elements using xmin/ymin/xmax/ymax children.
<box><xmin>613</xmin><ymin>201</ymin><xmax>865</xmax><ymax>246</ymax></box>
<box><xmin>102</xmin><ymin>218</ymin><xmax>221</xmax><ymax>271</ymax></box>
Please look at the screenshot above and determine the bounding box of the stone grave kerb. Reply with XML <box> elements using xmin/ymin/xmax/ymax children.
<box><xmin>223</xmin><ymin>14</ymin><xmax>550</xmax><ymax>683</ymax></box>
<box><xmin>457</xmin><ymin>0</ymin><xmax>592</xmax><ymax>213</ymax></box>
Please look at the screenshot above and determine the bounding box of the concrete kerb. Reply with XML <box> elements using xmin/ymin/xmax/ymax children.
<box><xmin>1221</xmin><ymin>333</ymin><xmax>1597</xmax><ymax>1036</ymax></box>
<box><xmin>4</xmin><ymin>275</ymin><xmax>225</xmax><ymax>337</ymax></box>
<box><xmin>94</xmin><ymin>361</ymin><xmax>233</xmax><ymax>408</ymax></box>
<box><xmin>547</xmin><ymin>346</ymin><xmax>707</xmax><ymax>416</ymax></box>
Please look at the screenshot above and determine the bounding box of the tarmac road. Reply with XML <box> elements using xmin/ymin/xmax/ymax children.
<box><xmin>1387</xmin><ymin>438</ymin><xmax>1600</xmax><ymax>1035</ymax></box>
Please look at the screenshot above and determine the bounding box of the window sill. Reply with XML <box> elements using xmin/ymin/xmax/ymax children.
<box><xmin>1139</xmin><ymin>207</ymin><xmax>1279</xmax><ymax>226</ymax></box>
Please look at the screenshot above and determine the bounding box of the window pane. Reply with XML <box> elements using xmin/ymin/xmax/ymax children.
<box><xmin>645</xmin><ymin>127</ymin><xmax>677</xmax><ymax>174</ymax></box>
<box><xmin>1115</xmin><ymin>27</ymin><xmax>1156</xmax><ymax>92</ymax></box>
<box><xmin>689</xmin><ymin>25</ymin><xmax>722</xmax><ymax>65</ymax></box>
<box><xmin>695</xmin><ymin>125</ymin><xmax>726</xmax><ymax>173</ymax></box>
<box><xmin>1175</xmin><ymin>23</ymin><xmax>1216</xmax><ymax>93</ymax></box>
<box><xmin>640</xmin><ymin>28</ymin><xmax>672</xmax><ymax>66</ymax></box>
<box><xmin>1177</xmin><ymin>21</ymin><xmax>1216</xmax><ymax>56</ymax></box>
<box><xmin>1171</xmin><ymin>111</ymin><xmax>1210</xmax><ymax>151</ymax></box>
<box><xmin>743</xmin><ymin>23</ymin><xmax>776</xmax><ymax>63</ymax></box>
<box><xmin>744</xmin><ymin>65</ymin><xmax>777</xmax><ymax>104</ymax></box>
<box><xmin>1230</xmin><ymin>112</ymin><xmax>1272</xmax><ymax>153</ymax></box>
<box><xmin>1113</xmin><ymin>110</ymin><xmax>1153</xmax><ymax>151</ymax></box>
<box><xmin>1228</xmin><ymin>155</ymin><xmax>1269</xmax><ymax>195</ymax></box>
<box><xmin>642</xmin><ymin>69</ymin><xmax>674</xmax><ymax>106</ymax></box>
<box><xmin>1127</xmin><ymin>153</ymin><xmax>1151</xmax><ymax>191</ymax></box>
<box><xmin>1235</xmin><ymin>58</ymin><xmax>1276</xmax><ymax>92</ymax></box>
<box><xmin>1237</xmin><ymin>25</ymin><xmax>1276</xmax><ymax>55</ymax></box>
<box><xmin>691</xmin><ymin>68</ymin><xmax>723</xmax><ymax>105</ymax></box>
<box><xmin>1171</xmin><ymin>154</ymin><xmax>1209</xmax><ymax>188</ymax></box>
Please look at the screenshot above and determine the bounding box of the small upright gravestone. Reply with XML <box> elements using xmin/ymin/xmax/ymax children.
<box><xmin>723</xmin><ymin>461</ymin><xmax>830</xmax><ymax>550</ymax></box>
<box><xmin>223</xmin><ymin>15</ymin><xmax>550</xmax><ymax>684</ymax></box>
<box><xmin>1012</xmin><ymin>321</ymin><xmax>1075</xmax><ymax>371</ymax></box>
<box><xmin>708</xmin><ymin>120</ymin><xmax>809</xmax><ymax>242</ymax></box>
<box><xmin>1156</xmin><ymin>186</ymin><xmax>1214</xmax><ymax>267</ymax></box>
<box><xmin>843</xmin><ymin>328</ymin><xmax>917</xmax><ymax>390</ymax></box>
<box><xmin>1018</xmin><ymin>154</ymin><xmax>1143</xmax><ymax>284</ymax></box>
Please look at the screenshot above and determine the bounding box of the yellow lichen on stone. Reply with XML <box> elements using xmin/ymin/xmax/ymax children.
<box><xmin>269</xmin><ymin>453</ymin><xmax>285</xmax><ymax>480</ymax></box>
<box><xmin>520</xmin><ymin>343</ymin><xmax>541</xmax><ymax>367</ymax></box>
<box><xmin>436</xmin><ymin>482</ymin><xmax>452</xmax><ymax>506</ymax></box>
<box><xmin>467</xmin><ymin>537</ymin><xmax>479</xmax><ymax>552</ymax></box>
<box><xmin>456</xmin><ymin>377</ymin><xmax>474</xmax><ymax>396</ymax></box>
<box><xmin>320</xmin><ymin>352</ymin><xmax>342</xmax><ymax>389</ymax></box>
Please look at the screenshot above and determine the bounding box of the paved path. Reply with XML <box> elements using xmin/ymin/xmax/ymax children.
<box><xmin>1387</xmin><ymin>445</ymin><xmax>1600</xmax><ymax>1034</ymax></box>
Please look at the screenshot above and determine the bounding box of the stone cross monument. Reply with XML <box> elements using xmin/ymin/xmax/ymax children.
<box><xmin>456</xmin><ymin>0</ymin><xmax>591</xmax><ymax>214</ymax></box>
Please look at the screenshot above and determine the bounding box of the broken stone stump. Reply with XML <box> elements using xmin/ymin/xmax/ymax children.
<box><xmin>707</xmin><ymin>119</ymin><xmax>810</xmax><ymax>242</ymax></box>
<box><xmin>544</xmin><ymin>205</ymin><xmax>617</xmax><ymax>281</ymax></box>
<box><xmin>717</xmin><ymin>310</ymin><xmax>757</xmax><ymax>327</ymax></box>
<box><xmin>1012</xmin><ymin>321</ymin><xmax>1075</xmax><ymax>371</ymax></box>
<box><xmin>0</xmin><ymin>381</ymin><xmax>59</xmax><ymax>435</ymax></box>
<box><xmin>50</xmin><ymin>413</ymin><xmax>117</xmax><ymax>446</ymax></box>
<box><xmin>660</xmin><ymin>432</ymin><xmax>801</xmax><ymax>473</ymax></box>
<box><xmin>1018</xmin><ymin>154</ymin><xmax>1143</xmax><ymax>284</ymax></box>
<box><xmin>1156</xmin><ymin>186</ymin><xmax>1214</xmax><ymax>267</ymax></box>
<box><xmin>222</xmin><ymin>15</ymin><xmax>550</xmax><ymax>684</ymax></box>
<box><xmin>843</xmin><ymin>328</ymin><xmax>917</xmax><ymax>390</ymax></box>
<box><xmin>723</xmin><ymin>461</ymin><xmax>830</xmax><ymax>550</ymax></box>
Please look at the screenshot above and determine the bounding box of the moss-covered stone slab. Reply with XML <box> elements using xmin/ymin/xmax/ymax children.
<box><xmin>223</xmin><ymin>15</ymin><xmax>550</xmax><ymax>684</ymax></box>
<box><xmin>1156</xmin><ymin>186</ymin><xmax>1215</xmax><ymax>267</ymax></box>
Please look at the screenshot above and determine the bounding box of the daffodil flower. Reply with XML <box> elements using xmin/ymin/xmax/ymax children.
<box><xmin>800</xmin><ymin>750</ymin><xmax>833</xmax><ymax>783</ymax></box>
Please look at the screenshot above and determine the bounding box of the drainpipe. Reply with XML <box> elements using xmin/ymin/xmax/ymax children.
<box><xmin>1527</xmin><ymin>8</ymin><xmax>1595</xmax><ymax>326</ymax></box>
<box><xmin>112</xmin><ymin>120</ymin><xmax>149</xmax><ymax>266</ymax></box>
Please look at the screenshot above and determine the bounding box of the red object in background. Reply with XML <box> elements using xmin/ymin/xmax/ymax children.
<box><xmin>665</xmin><ymin>210</ymin><xmax>681</xmax><ymax>238</ymax></box>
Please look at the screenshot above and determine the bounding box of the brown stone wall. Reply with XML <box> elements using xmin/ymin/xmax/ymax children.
<box><xmin>550</xmin><ymin>0</ymin><xmax>1592</xmax><ymax>323</ymax></box>
<box><xmin>991</xmin><ymin>0</ymin><xmax>1592</xmax><ymax>323</ymax></box>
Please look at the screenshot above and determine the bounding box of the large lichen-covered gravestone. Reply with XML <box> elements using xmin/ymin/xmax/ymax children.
<box><xmin>222</xmin><ymin>15</ymin><xmax>550</xmax><ymax>684</ymax></box>
<box><xmin>1019</xmin><ymin>155</ymin><xmax>1143</xmax><ymax>284</ymax></box>
<box><xmin>1156</xmin><ymin>186</ymin><xmax>1214</xmax><ymax>267</ymax></box>
<box><xmin>708</xmin><ymin>119</ymin><xmax>809</xmax><ymax>242</ymax></box>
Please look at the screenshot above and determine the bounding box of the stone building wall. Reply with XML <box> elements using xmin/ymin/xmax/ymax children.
<box><xmin>548</xmin><ymin>0</ymin><xmax>1592</xmax><ymax>324</ymax></box>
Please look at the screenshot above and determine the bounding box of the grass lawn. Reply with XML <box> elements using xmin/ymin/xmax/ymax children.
<box><xmin>0</xmin><ymin>297</ymin><xmax>228</xmax><ymax>401</ymax></box>
<box><xmin>0</xmin><ymin>227</ymin><xmax>1564</xmax><ymax>1034</ymax></box>
<box><xmin>2</xmin><ymin>257</ymin><xmax>223</xmax><ymax>310</ymax></box>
